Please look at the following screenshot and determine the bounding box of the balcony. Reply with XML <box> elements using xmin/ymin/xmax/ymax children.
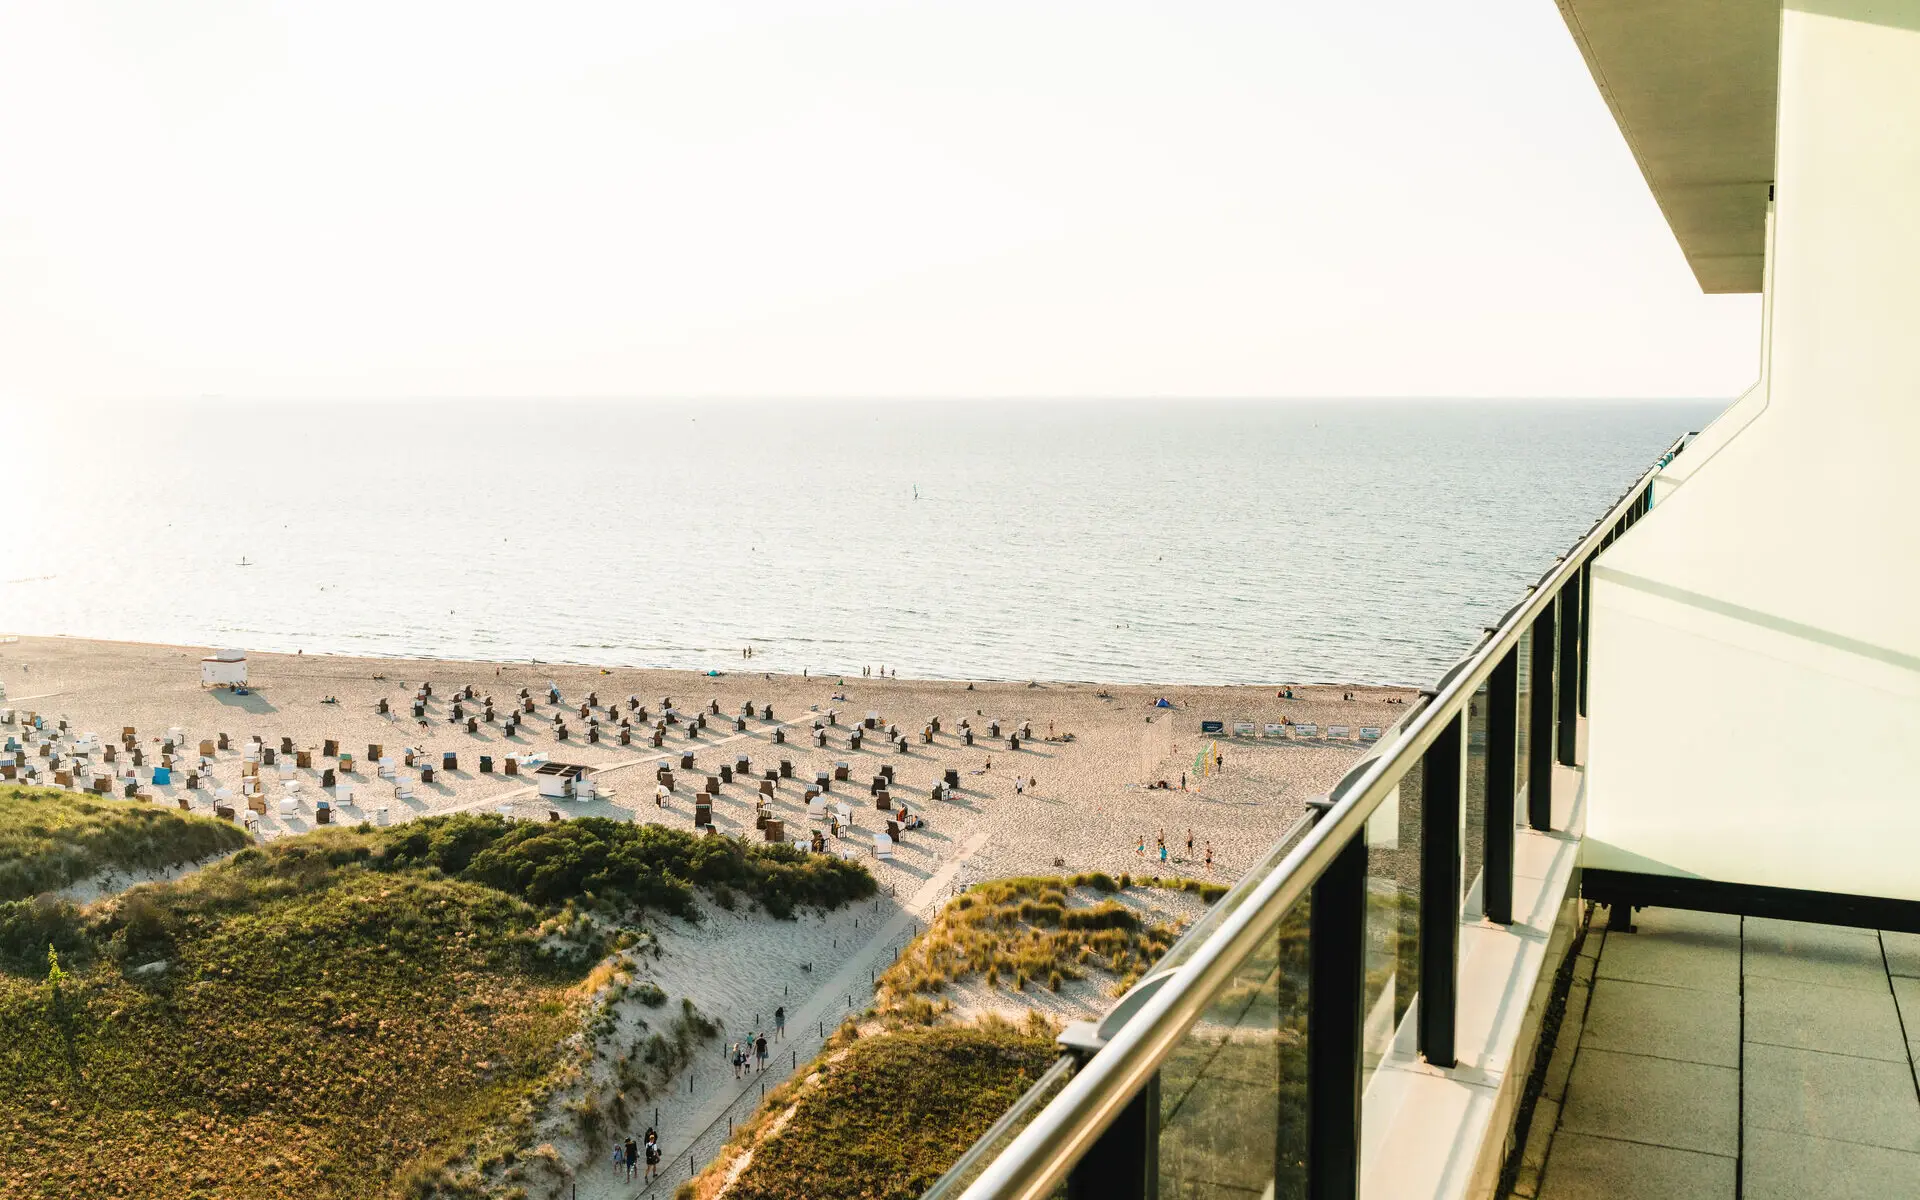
<box><xmin>916</xmin><ymin>425</ymin><xmax>1920</xmax><ymax>1200</ymax></box>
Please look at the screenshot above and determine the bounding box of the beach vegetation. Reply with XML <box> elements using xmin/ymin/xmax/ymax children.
<box><xmin>0</xmin><ymin>785</ymin><xmax>249</xmax><ymax>902</ymax></box>
<box><xmin>680</xmin><ymin>1023</ymin><xmax>1054</xmax><ymax>1200</ymax></box>
<box><xmin>0</xmin><ymin>806</ymin><xmax>871</xmax><ymax>1199</ymax></box>
<box><xmin>875</xmin><ymin>876</ymin><xmax>1181</xmax><ymax>1017</ymax></box>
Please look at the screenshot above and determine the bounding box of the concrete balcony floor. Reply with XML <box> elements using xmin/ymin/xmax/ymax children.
<box><xmin>1521</xmin><ymin>907</ymin><xmax>1920</xmax><ymax>1200</ymax></box>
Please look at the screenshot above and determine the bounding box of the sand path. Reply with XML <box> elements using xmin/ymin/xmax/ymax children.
<box><xmin>617</xmin><ymin>830</ymin><xmax>990</xmax><ymax>1199</ymax></box>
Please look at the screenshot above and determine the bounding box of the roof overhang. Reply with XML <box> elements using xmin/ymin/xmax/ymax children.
<box><xmin>1555</xmin><ymin>0</ymin><xmax>1780</xmax><ymax>293</ymax></box>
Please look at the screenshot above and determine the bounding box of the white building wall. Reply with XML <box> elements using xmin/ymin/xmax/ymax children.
<box><xmin>1584</xmin><ymin>0</ymin><xmax>1920</xmax><ymax>899</ymax></box>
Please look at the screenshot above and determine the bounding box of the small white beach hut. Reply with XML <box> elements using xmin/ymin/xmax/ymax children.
<box><xmin>200</xmin><ymin>649</ymin><xmax>248</xmax><ymax>688</ymax></box>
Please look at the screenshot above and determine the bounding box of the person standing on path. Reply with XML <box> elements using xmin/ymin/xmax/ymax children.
<box><xmin>774</xmin><ymin>1005</ymin><xmax>786</xmax><ymax>1040</ymax></box>
<box><xmin>623</xmin><ymin>1136</ymin><xmax>638</xmax><ymax>1181</ymax></box>
<box><xmin>756</xmin><ymin>1032</ymin><xmax>770</xmax><ymax>1072</ymax></box>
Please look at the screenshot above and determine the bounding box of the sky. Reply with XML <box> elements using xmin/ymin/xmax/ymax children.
<box><xmin>0</xmin><ymin>1</ymin><xmax>1762</xmax><ymax>402</ymax></box>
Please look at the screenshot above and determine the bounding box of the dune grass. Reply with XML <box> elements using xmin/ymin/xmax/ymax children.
<box><xmin>0</xmin><ymin>785</ymin><xmax>250</xmax><ymax>902</ymax></box>
<box><xmin>683</xmin><ymin>1024</ymin><xmax>1055</xmax><ymax>1200</ymax></box>
<box><xmin>0</xmin><ymin>811</ymin><xmax>876</xmax><ymax>1199</ymax></box>
<box><xmin>874</xmin><ymin>874</ymin><xmax>1182</xmax><ymax>1022</ymax></box>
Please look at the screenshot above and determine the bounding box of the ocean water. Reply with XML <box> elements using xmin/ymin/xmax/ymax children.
<box><xmin>5</xmin><ymin>399</ymin><xmax>1718</xmax><ymax>686</ymax></box>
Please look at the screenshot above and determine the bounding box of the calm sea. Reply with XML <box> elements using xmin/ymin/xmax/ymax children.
<box><xmin>5</xmin><ymin>399</ymin><xmax>1719</xmax><ymax>686</ymax></box>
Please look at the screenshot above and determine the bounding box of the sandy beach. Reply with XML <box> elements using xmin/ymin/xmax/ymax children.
<box><xmin>2</xmin><ymin>634</ymin><xmax>1415</xmax><ymax>1193</ymax></box>
<box><xmin>1</xmin><ymin>636</ymin><xmax>1414</xmax><ymax>889</ymax></box>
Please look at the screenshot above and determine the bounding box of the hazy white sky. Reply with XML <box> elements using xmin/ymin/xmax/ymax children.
<box><xmin>1</xmin><ymin>1</ymin><xmax>1761</xmax><ymax>401</ymax></box>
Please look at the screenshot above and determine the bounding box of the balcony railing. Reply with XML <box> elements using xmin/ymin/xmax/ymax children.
<box><xmin>922</xmin><ymin>436</ymin><xmax>1683</xmax><ymax>1200</ymax></box>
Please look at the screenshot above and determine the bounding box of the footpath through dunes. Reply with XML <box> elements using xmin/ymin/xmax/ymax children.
<box><xmin>0</xmin><ymin>793</ymin><xmax>876</xmax><ymax>1200</ymax></box>
<box><xmin>679</xmin><ymin>875</ymin><xmax>1215</xmax><ymax>1200</ymax></box>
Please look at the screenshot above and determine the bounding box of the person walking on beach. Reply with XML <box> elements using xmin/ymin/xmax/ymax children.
<box><xmin>1205</xmin><ymin>842</ymin><xmax>1215</xmax><ymax>872</ymax></box>
<box><xmin>1137</xmin><ymin>836</ymin><xmax>1145</xmax><ymax>857</ymax></box>
<box><xmin>732</xmin><ymin>1041</ymin><xmax>745</xmax><ymax>1078</ymax></box>
<box><xmin>774</xmin><ymin>1005</ymin><xmax>786</xmax><ymax>1040</ymax></box>
<box><xmin>755</xmin><ymin>1032</ymin><xmax>769</xmax><ymax>1072</ymax></box>
<box><xmin>1180</xmin><ymin>772</ymin><xmax>1187</xmax><ymax>791</ymax></box>
<box><xmin>623</xmin><ymin>1136</ymin><xmax>638</xmax><ymax>1181</ymax></box>
<box><xmin>1186</xmin><ymin>828</ymin><xmax>1194</xmax><ymax>855</ymax></box>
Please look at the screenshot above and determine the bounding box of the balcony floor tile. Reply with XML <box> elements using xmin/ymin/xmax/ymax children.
<box><xmin>1743</xmin><ymin>918</ymin><xmax>1889</xmax><ymax>992</ymax></box>
<box><xmin>1559</xmin><ymin>1047</ymin><xmax>1738</xmax><ymax>1156</ymax></box>
<box><xmin>1742</xmin><ymin>1128</ymin><xmax>1920</xmax><ymax>1200</ymax></box>
<box><xmin>1742</xmin><ymin>1042</ymin><xmax>1920</xmax><ymax>1153</ymax></box>
<box><xmin>1538</xmin><ymin>1131</ymin><xmax>1733</xmax><ymax>1200</ymax></box>
<box><xmin>1580</xmin><ymin>977</ymin><xmax>1738</xmax><ymax>1067</ymax></box>
<box><xmin>1744</xmin><ymin>974</ymin><xmax>1910</xmax><ymax>1063</ymax></box>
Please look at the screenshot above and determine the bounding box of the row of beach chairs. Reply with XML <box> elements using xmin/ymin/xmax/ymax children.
<box><xmin>1222</xmin><ymin>722</ymin><xmax>1383</xmax><ymax>742</ymax></box>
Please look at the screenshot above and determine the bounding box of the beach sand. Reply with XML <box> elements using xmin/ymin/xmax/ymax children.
<box><xmin>1</xmin><ymin>635</ymin><xmax>1415</xmax><ymax>1192</ymax></box>
<box><xmin>1</xmin><ymin>635</ymin><xmax>1414</xmax><ymax>888</ymax></box>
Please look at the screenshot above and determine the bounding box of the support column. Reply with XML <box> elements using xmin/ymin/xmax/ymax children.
<box><xmin>1066</xmin><ymin>1074</ymin><xmax>1157</xmax><ymax>1200</ymax></box>
<box><xmin>1484</xmin><ymin>648</ymin><xmax>1519</xmax><ymax>925</ymax></box>
<box><xmin>1578</xmin><ymin>561</ymin><xmax>1593</xmax><ymax>717</ymax></box>
<box><xmin>1527</xmin><ymin>603</ymin><xmax>1557</xmax><ymax>830</ymax></box>
<box><xmin>1418</xmin><ymin>713</ymin><xmax>1462</xmax><ymax>1068</ymax></box>
<box><xmin>1556</xmin><ymin>576</ymin><xmax>1581</xmax><ymax>767</ymax></box>
<box><xmin>1308</xmin><ymin>830</ymin><xmax>1366</xmax><ymax>1200</ymax></box>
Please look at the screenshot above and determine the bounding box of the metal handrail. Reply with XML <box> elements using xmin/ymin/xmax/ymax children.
<box><xmin>945</xmin><ymin>434</ymin><xmax>1683</xmax><ymax>1200</ymax></box>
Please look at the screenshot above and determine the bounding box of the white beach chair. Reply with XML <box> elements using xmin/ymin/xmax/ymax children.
<box><xmin>336</xmin><ymin>783</ymin><xmax>355</xmax><ymax>806</ymax></box>
<box><xmin>1358</xmin><ymin>727</ymin><xmax>1382</xmax><ymax>743</ymax></box>
<box><xmin>496</xmin><ymin>804</ymin><xmax>514</xmax><ymax>819</ymax></box>
<box><xmin>394</xmin><ymin>783</ymin><xmax>414</xmax><ymax>801</ymax></box>
<box><xmin>375</xmin><ymin>806</ymin><xmax>390</xmax><ymax>826</ymax></box>
<box><xmin>277</xmin><ymin>798</ymin><xmax>297</xmax><ymax>816</ymax></box>
<box><xmin>285</xmin><ymin>780</ymin><xmax>301</xmax><ymax>795</ymax></box>
<box><xmin>278</xmin><ymin>760</ymin><xmax>294</xmax><ymax>779</ymax></box>
<box><xmin>807</xmin><ymin>798</ymin><xmax>828</xmax><ymax>822</ymax></box>
<box><xmin>871</xmin><ymin>833</ymin><xmax>893</xmax><ymax>860</ymax></box>
<box><xmin>835</xmin><ymin>802</ymin><xmax>854</xmax><ymax>827</ymax></box>
<box><xmin>574</xmin><ymin>778</ymin><xmax>596</xmax><ymax>801</ymax></box>
<box><xmin>1326</xmin><ymin>725</ymin><xmax>1351</xmax><ymax>740</ymax></box>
